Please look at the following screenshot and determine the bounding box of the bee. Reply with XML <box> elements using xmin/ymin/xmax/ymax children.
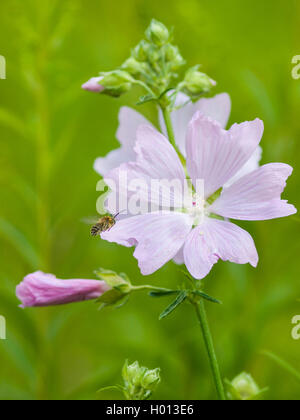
<box><xmin>90</xmin><ymin>213</ymin><xmax>121</xmax><ymax>237</ymax></box>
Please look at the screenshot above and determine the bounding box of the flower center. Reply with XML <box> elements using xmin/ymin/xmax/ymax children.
<box><xmin>185</xmin><ymin>193</ymin><xmax>208</xmax><ymax>226</ymax></box>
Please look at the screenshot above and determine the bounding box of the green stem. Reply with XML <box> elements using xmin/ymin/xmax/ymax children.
<box><xmin>133</xmin><ymin>285</ymin><xmax>176</xmax><ymax>293</ymax></box>
<box><xmin>161</xmin><ymin>106</ymin><xmax>177</xmax><ymax>149</ymax></box>
<box><xmin>194</xmin><ymin>300</ymin><xmax>226</xmax><ymax>400</ymax></box>
<box><xmin>160</xmin><ymin>106</ymin><xmax>185</xmax><ymax>164</ymax></box>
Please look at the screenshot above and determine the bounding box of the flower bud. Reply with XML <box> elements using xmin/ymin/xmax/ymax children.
<box><xmin>122</xmin><ymin>360</ymin><xmax>161</xmax><ymax>400</ymax></box>
<box><xmin>226</xmin><ymin>372</ymin><xmax>266</xmax><ymax>401</ymax></box>
<box><xmin>132</xmin><ymin>40</ymin><xmax>151</xmax><ymax>62</ymax></box>
<box><xmin>182</xmin><ymin>66</ymin><xmax>216</xmax><ymax>97</ymax></box>
<box><xmin>165</xmin><ymin>44</ymin><xmax>186</xmax><ymax>71</ymax></box>
<box><xmin>146</xmin><ymin>19</ymin><xmax>170</xmax><ymax>46</ymax></box>
<box><xmin>16</xmin><ymin>272</ymin><xmax>110</xmax><ymax>308</ymax></box>
<box><xmin>141</xmin><ymin>368</ymin><xmax>161</xmax><ymax>391</ymax></box>
<box><xmin>100</xmin><ymin>70</ymin><xmax>134</xmax><ymax>97</ymax></box>
<box><xmin>121</xmin><ymin>57</ymin><xmax>146</xmax><ymax>76</ymax></box>
<box><xmin>82</xmin><ymin>76</ymin><xmax>105</xmax><ymax>93</ymax></box>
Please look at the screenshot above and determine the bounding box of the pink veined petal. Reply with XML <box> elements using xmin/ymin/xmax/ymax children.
<box><xmin>16</xmin><ymin>272</ymin><xmax>109</xmax><ymax>308</ymax></box>
<box><xmin>102</xmin><ymin>212</ymin><xmax>193</xmax><ymax>275</ymax></box>
<box><xmin>94</xmin><ymin>107</ymin><xmax>152</xmax><ymax>177</ymax></box>
<box><xmin>184</xmin><ymin>218</ymin><xmax>259</xmax><ymax>280</ymax></box>
<box><xmin>104</xmin><ymin>125</ymin><xmax>187</xmax><ymax>210</ymax></box>
<box><xmin>225</xmin><ymin>146</ymin><xmax>263</xmax><ymax>188</ymax></box>
<box><xmin>210</xmin><ymin>163</ymin><xmax>297</xmax><ymax>221</ymax></box>
<box><xmin>159</xmin><ymin>93</ymin><xmax>231</xmax><ymax>156</ymax></box>
<box><xmin>186</xmin><ymin>112</ymin><xmax>264</xmax><ymax>198</ymax></box>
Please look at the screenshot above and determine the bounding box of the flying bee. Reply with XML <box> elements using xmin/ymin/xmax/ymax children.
<box><xmin>89</xmin><ymin>212</ymin><xmax>122</xmax><ymax>237</ymax></box>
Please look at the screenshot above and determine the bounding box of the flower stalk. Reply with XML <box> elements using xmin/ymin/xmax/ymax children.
<box><xmin>193</xmin><ymin>300</ymin><xmax>226</xmax><ymax>400</ymax></box>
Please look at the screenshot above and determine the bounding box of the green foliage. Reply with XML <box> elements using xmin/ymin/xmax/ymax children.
<box><xmin>0</xmin><ymin>0</ymin><xmax>299</xmax><ymax>401</ymax></box>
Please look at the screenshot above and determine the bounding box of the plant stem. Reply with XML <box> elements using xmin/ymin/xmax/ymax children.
<box><xmin>160</xmin><ymin>105</ymin><xmax>185</xmax><ymax>164</ymax></box>
<box><xmin>161</xmin><ymin>106</ymin><xmax>177</xmax><ymax>149</ymax></box>
<box><xmin>133</xmin><ymin>285</ymin><xmax>176</xmax><ymax>293</ymax></box>
<box><xmin>194</xmin><ymin>300</ymin><xmax>226</xmax><ymax>400</ymax></box>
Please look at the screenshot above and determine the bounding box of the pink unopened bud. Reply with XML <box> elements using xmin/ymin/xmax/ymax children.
<box><xmin>81</xmin><ymin>76</ymin><xmax>104</xmax><ymax>93</ymax></box>
<box><xmin>16</xmin><ymin>271</ymin><xmax>110</xmax><ymax>308</ymax></box>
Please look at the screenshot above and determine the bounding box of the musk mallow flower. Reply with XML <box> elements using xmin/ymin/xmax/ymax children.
<box><xmin>94</xmin><ymin>92</ymin><xmax>262</xmax><ymax>186</ymax></box>
<box><xmin>101</xmin><ymin>113</ymin><xmax>296</xmax><ymax>280</ymax></box>
<box><xmin>16</xmin><ymin>271</ymin><xmax>110</xmax><ymax>308</ymax></box>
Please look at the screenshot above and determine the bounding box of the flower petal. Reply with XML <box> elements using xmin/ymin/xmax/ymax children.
<box><xmin>186</xmin><ymin>113</ymin><xmax>264</xmax><ymax>198</ymax></box>
<box><xmin>104</xmin><ymin>125</ymin><xmax>187</xmax><ymax>210</ymax></box>
<box><xmin>173</xmin><ymin>247</ymin><xmax>185</xmax><ymax>265</ymax></box>
<box><xmin>184</xmin><ymin>219</ymin><xmax>258</xmax><ymax>279</ymax></box>
<box><xmin>159</xmin><ymin>93</ymin><xmax>231</xmax><ymax>156</ymax></box>
<box><xmin>94</xmin><ymin>107</ymin><xmax>151</xmax><ymax>177</ymax></box>
<box><xmin>210</xmin><ymin>163</ymin><xmax>297</xmax><ymax>220</ymax></box>
<box><xmin>225</xmin><ymin>146</ymin><xmax>263</xmax><ymax>188</ymax></box>
<box><xmin>102</xmin><ymin>212</ymin><xmax>193</xmax><ymax>275</ymax></box>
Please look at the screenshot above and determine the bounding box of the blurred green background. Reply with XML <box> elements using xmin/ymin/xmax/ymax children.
<box><xmin>0</xmin><ymin>0</ymin><xmax>299</xmax><ymax>400</ymax></box>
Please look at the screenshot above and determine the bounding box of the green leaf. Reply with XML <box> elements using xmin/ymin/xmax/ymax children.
<box><xmin>159</xmin><ymin>291</ymin><xmax>187</xmax><ymax>320</ymax></box>
<box><xmin>192</xmin><ymin>291</ymin><xmax>222</xmax><ymax>305</ymax></box>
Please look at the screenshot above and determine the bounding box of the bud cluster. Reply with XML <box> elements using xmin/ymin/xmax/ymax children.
<box><xmin>82</xmin><ymin>19</ymin><xmax>216</xmax><ymax>108</ymax></box>
<box><xmin>122</xmin><ymin>360</ymin><xmax>161</xmax><ymax>400</ymax></box>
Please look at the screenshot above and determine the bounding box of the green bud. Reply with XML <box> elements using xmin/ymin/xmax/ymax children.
<box><xmin>121</xmin><ymin>57</ymin><xmax>146</xmax><ymax>76</ymax></box>
<box><xmin>146</xmin><ymin>19</ymin><xmax>170</xmax><ymax>46</ymax></box>
<box><xmin>100</xmin><ymin>70</ymin><xmax>134</xmax><ymax>97</ymax></box>
<box><xmin>181</xmin><ymin>65</ymin><xmax>216</xmax><ymax>97</ymax></box>
<box><xmin>123</xmin><ymin>361</ymin><xmax>141</xmax><ymax>385</ymax></box>
<box><xmin>132</xmin><ymin>40</ymin><xmax>151</xmax><ymax>62</ymax></box>
<box><xmin>141</xmin><ymin>368</ymin><xmax>161</xmax><ymax>391</ymax></box>
<box><xmin>226</xmin><ymin>372</ymin><xmax>266</xmax><ymax>401</ymax></box>
<box><xmin>122</xmin><ymin>360</ymin><xmax>161</xmax><ymax>400</ymax></box>
<box><xmin>165</xmin><ymin>44</ymin><xmax>186</xmax><ymax>71</ymax></box>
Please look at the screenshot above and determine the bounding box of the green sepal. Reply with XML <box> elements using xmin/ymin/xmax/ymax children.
<box><xmin>159</xmin><ymin>291</ymin><xmax>187</xmax><ymax>320</ymax></box>
<box><xmin>137</xmin><ymin>94</ymin><xmax>157</xmax><ymax>105</ymax></box>
<box><xmin>96</xmin><ymin>288</ymin><xmax>125</xmax><ymax>306</ymax></box>
<box><xmin>206</xmin><ymin>187</ymin><xmax>222</xmax><ymax>205</ymax></box>
<box><xmin>94</xmin><ymin>268</ymin><xmax>132</xmax><ymax>293</ymax></box>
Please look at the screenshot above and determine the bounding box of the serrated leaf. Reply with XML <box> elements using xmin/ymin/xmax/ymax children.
<box><xmin>159</xmin><ymin>291</ymin><xmax>187</xmax><ymax>320</ymax></box>
<box><xmin>192</xmin><ymin>291</ymin><xmax>222</xmax><ymax>305</ymax></box>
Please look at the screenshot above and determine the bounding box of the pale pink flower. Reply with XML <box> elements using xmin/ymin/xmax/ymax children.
<box><xmin>82</xmin><ymin>76</ymin><xmax>105</xmax><ymax>93</ymax></box>
<box><xmin>94</xmin><ymin>93</ymin><xmax>262</xmax><ymax>183</ymax></box>
<box><xmin>16</xmin><ymin>271</ymin><xmax>110</xmax><ymax>308</ymax></box>
<box><xmin>101</xmin><ymin>113</ymin><xmax>296</xmax><ymax>279</ymax></box>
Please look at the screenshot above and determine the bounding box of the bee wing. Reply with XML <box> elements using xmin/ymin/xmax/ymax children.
<box><xmin>81</xmin><ymin>216</ymin><xmax>99</xmax><ymax>225</ymax></box>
